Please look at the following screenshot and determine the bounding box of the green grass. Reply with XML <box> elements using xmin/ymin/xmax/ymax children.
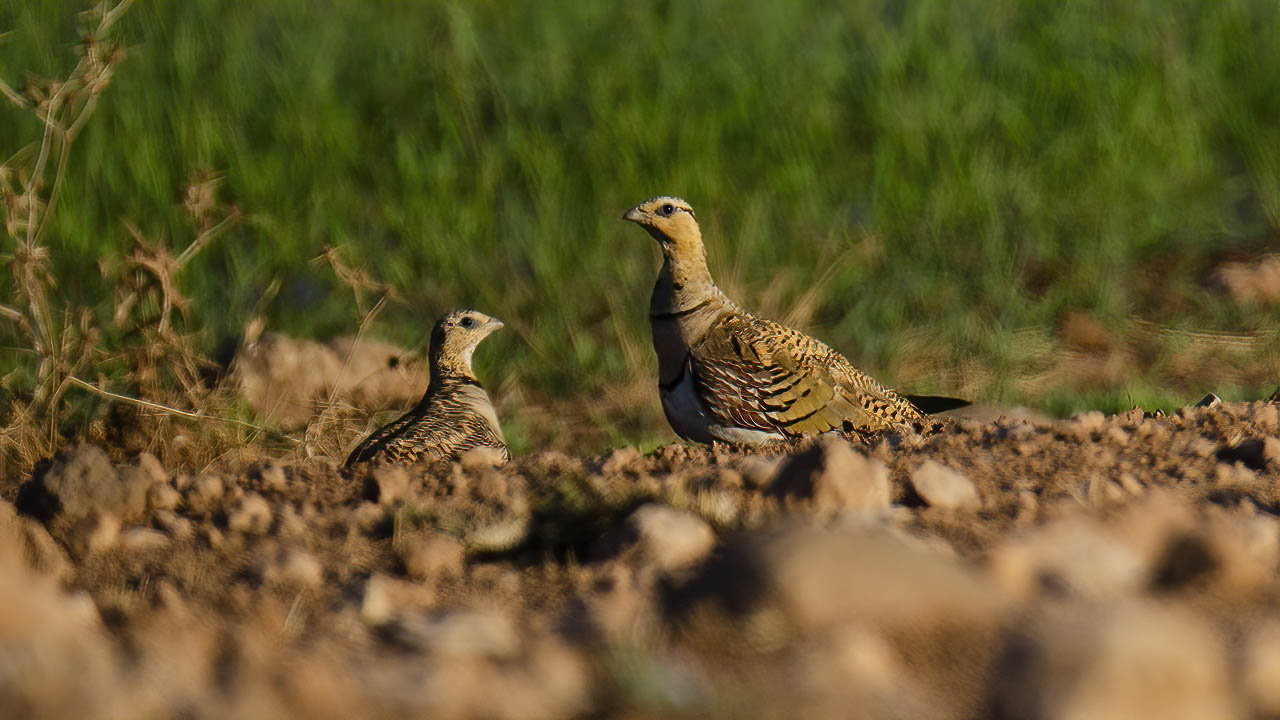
<box><xmin>3</xmin><ymin>0</ymin><xmax>1280</xmax><ymax>450</ymax></box>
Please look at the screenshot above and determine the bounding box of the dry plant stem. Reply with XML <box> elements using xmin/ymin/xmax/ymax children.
<box><xmin>1</xmin><ymin>0</ymin><xmax>134</xmax><ymax>449</ymax></box>
<box><xmin>66</xmin><ymin>375</ymin><xmax>297</xmax><ymax>441</ymax></box>
<box><xmin>304</xmin><ymin>291</ymin><xmax>389</xmax><ymax>457</ymax></box>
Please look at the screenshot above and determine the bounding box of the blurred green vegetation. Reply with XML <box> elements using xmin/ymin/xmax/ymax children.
<box><xmin>3</xmin><ymin>0</ymin><xmax>1280</xmax><ymax>450</ymax></box>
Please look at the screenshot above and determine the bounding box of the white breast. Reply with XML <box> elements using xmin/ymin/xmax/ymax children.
<box><xmin>660</xmin><ymin>369</ymin><xmax>783</xmax><ymax>446</ymax></box>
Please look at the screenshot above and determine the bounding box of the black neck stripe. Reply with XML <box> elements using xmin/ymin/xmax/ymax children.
<box><xmin>650</xmin><ymin>298</ymin><xmax>712</xmax><ymax>321</ymax></box>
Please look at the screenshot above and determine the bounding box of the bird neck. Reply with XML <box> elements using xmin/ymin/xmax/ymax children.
<box><xmin>427</xmin><ymin>351</ymin><xmax>478</xmax><ymax>391</ymax></box>
<box><xmin>653</xmin><ymin>242</ymin><xmax>719</xmax><ymax>313</ymax></box>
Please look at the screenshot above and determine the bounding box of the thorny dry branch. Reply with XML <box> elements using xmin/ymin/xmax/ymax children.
<box><xmin>0</xmin><ymin>1</ymin><xmax>276</xmax><ymax>478</ymax></box>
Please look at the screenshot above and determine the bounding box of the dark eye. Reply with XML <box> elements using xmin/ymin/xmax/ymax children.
<box><xmin>660</xmin><ymin>203</ymin><xmax>675</xmax><ymax>216</ymax></box>
<box><xmin>460</xmin><ymin>316</ymin><xmax>475</xmax><ymax>329</ymax></box>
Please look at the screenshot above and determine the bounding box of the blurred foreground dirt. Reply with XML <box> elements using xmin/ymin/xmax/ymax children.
<box><xmin>5</xmin><ymin>402</ymin><xmax>1280</xmax><ymax>719</ymax></box>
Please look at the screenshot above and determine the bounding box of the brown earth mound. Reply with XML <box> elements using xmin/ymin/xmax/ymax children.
<box><xmin>4</xmin><ymin>403</ymin><xmax>1280</xmax><ymax>719</ymax></box>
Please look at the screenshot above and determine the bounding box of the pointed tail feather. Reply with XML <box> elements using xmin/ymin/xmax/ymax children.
<box><xmin>904</xmin><ymin>394</ymin><xmax>971</xmax><ymax>415</ymax></box>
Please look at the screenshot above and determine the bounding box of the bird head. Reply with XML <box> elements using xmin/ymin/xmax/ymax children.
<box><xmin>429</xmin><ymin>308</ymin><xmax>504</xmax><ymax>376</ymax></box>
<box><xmin>622</xmin><ymin>196</ymin><xmax>703</xmax><ymax>257</ymax></box>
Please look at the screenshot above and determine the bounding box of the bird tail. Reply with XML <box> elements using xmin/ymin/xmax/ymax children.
<box><xmin>904</xmin><ymin>394</ymin><xmax>971</xmax><ymax>415</ymax></box>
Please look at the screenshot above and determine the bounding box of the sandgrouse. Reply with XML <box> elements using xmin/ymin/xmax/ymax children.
<box><xmin>623</xmin><ymin>196</ymin><xmax>964</xmax><ymax>445</ymax></box>
<box><xmin>345</xmin><ymin>309</ymin><xmax>508</xmax><ymax>466</ymax></box>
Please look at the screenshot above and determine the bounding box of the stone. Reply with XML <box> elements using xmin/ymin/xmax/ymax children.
<box><xmin>459</xmin><ymin>446</ymin><xmax>506</xmax><ymax>471</ymax></box>
<box><xmin>398</xmin><ymin>531</ymin><xmax>466</xmax><ymax>581</ymax></box>
<box><xmin>365</xmin><ymin>466</ymin><xmax>410</xmax><ymax>506</ymax></box>
<box><xmin>1071</xmin><ymin>411</ymin><xmax>1107</xmax><ymax>435</ymax></box>
<box><xmin>227</xmin><ymin>493</ymin><xmax>273</xmax><ymax>535</ymax></box>
<box><xmin>257</xmin><ymin>464</ymin><xmax>289</xmax><ymax>493</ymax></box>
<box><xmin>989</xmin><ymin>602</ymin><xmax>1238</xmax><ymax>720</ymax></box>
<box><xmin>130</xmin><ymin>452</ymin><xmax>168</xmax><ymax>484</ymax></box>
<box><xmin>768</xmin><ymin>437</ymin><xmax>891</xmax><ymax>516</ymax></box>
<box><xmin>988</xmin><ymin>518</ymin><xmax>1146</xmax><ymax>601</ymax></box>
<box><xmin>349</xmin><ymin>502</ymin><xmax>386</xmax><ymax>533</ymax></box>
<box><xmin>16</xmin><ymin>444</ymin><xmax>138</xmax><ymax>527</ymax></box>
<box><xmin>262</xmin><ymin>550</ymin><xmax>324</xmax><ymax>589</ymax></box>
<box><xmin>360</xmin><ymin>573</ymin><xmax>436</xmax><ymax>626</ymax></box>
<box><xmin>67</xmin><ymin>512</ymin><xmax>120</xmax><ymax>557</ymax></box>
<box><xmin>119</xmin><ymin>527</ymin><xmax>169</xmax><ymax>552</ymax></box>
<box><xmin>390</xmin><ymin>607</ymin><xmax>519</xmax><ymax>657</ymax></box>
<box><xmin>669</xmin><ymin>527</ymin><xmax>999</xmax><ymax>636</ymax></box>
<box><xmin>464</xmin><ymin>517</ymin><xmax>530</xmax><ymax>553</ymax></box>
<box><xmin>734</xmin><ymin>456</ymin><xmax>783</xmax><ymax>488</ymax></box>
<box><xmin>0</xmin><ymin>500</ymin><xmax>69</xmax><ymax>580</ymax></box>
<box><xmin>626</xmin><ymin>503</ymin><xmax>715</xmax><ymax>573</ymax></box>
<box><xmin>909</xmin><ymin>460</ymin><xmax>981</xmax><ymax>510</ymax></box>
<box><xmin>183</xmin><ymin>474</ymin><xmax>224</xmax><ymax>513</ymax></box>
<box><xmin>599</xmin><ymin>446</ymin><xmax>642</xmax><ymax>474</ymax></box>
<box><xmin>147</xmin><ymin>483</ymin><xmax>181</xmax><ymax>512</ymax></box>
<box><xmin>1244</xmin><ymin>620</ymin><xmax>1280</xmax><ymax>716</ymax></box>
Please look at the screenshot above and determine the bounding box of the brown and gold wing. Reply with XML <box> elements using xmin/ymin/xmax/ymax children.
<box><xmin>689</xmin><ymin>313</ymin><xmax>922</xmax><ymax>438</ymax></box>
<box><xmin>344</xmin><ymin>399</ymin><xmax>507</xmax><ymax>467</ymax></box>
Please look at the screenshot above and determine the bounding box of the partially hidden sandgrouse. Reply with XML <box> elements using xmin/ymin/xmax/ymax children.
<box><xmin>345</xmin><ymin>309</ymin><xmax>508</xmax><ymax>465</ymax></box>
<box><xmin>623</xmin><ymin>195</ymin><xmax>966</xmax><ymax>445</ymax></box>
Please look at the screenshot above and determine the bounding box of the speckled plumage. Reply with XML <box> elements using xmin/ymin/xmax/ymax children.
<box><xmin>345</xmin><ymin>309</ymin><xmax>508</xmax><ymax>466</ymax></box>
<box><xmin>624</xmin><ymin>196</ymin><xmax>933</xmax><ymax>445</ymax></box>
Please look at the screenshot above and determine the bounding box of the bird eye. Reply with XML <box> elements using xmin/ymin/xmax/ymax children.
<box><xmin>460</xmin><ymin>316</ymin><xmax>475</xmax><ymax>329</ymax></box>
<box><xmin>660</xmin><ymin>203</ymin><xmax>675</xmax><ymax>216</ymax></box>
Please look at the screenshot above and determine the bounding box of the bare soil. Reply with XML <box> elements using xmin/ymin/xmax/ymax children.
<box><xmin>4</xmin><ymin>401</ymin><xmax>1280</xmax><ymax>719</ymax></box>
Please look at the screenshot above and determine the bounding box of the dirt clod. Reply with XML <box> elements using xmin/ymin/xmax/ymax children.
<box><xmin>17</xmin><ymin>444</ymin><xmax>147</xmax><ymax>530</ymax></box>
<box><xmin>768</xmin><ymin>437</ymin><xmax>890</xmax><ymax>516</ymax></box>
<box><xmin>909</xmin><ymin>460</ymin><xmax>980</xmax><ymax>510</ymax></box>
<box><xmin>626</xmin><ymin>503</ymin><xmax>716</xmax><ymax>573</ymax></box>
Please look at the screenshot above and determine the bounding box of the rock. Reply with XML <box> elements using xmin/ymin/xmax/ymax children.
<box><xmin>1071</xmin><ymin>411</ymin><xmax>1106</xmax><ymax>435</ymax></box>
<box><xmin>227</xmin><ymin>493</ymin><xmax>273</xmax><ymax>535</ymax></box>
<box><xmin>119</xmin><ymin>527</ymin><xmax>169</xmax><ymax>552</ymax></box>
<box><xmin>147</xmin><ymin>483</ymin><xmax>181</xmax><ymax>512</ymax></box>
<box><xmin>66</xmin><ymin>512</ymin><xmax>120</xmax><ymax>557</ymax></box>
<box><xmin>626</xmin><ymin>503</ymin><xmax>715</xmax><ymax>573</ymax></box>
<box><xmin>0</xmin><ymin>532</ymin><xmax>115</xmax><ymax>719</ymax></box>
<box><xmin>349</xmin><ymin>501</ymin><xmax>386</xmax><ymax>533</ymax></box>
<box><xmin>768</xmin><ymin>438</ymin><xmax>890</xmax><ymax>516</ymax></box>
<box><xmin>397</xmin><ymin>531</ymin><xmax>465</xmax><ymax>581</ymax></box>
<box><xmin>0</xmin><ymin>500</ymin><xmax>69</xmax><ymax>580</ymax></box>
<box><xmin>16</xmin><ymin>443</ymin><xmax>148</xmax><ymax>527</ymax></box>
<box><xmin>1244</xmin><ymin>620</ymin><xmax>1280</xmax><ymax>716</ymax></box>
<box><xmin>257</xmin><ymin>464</ymin><xmax>289</xmax><ymax>493</ymax></box>
<box><xmin>599</xmin><ymin>446</ymin><xmax>641</xmax><ymax>474</ymax></box>
<box><xmin>1254</xmin><ymin>402</ymin><xmax>1280</xmax><ymax>431</ymax></box>
<box><xmin>1264</xmin><ymin>436</ymin><xmax>1280</xmax><ymax>466</ymax></box>
<box><xmin>183</xmin><ymin>474</ymin><xmax>224</xmax><ymax>513</ymax></box>
<box><xmin>388</xmin><ymin>607</ymin><xmax>519</xmax><ymax>657</ymax></box>
<box><xmin>909</xmin><ymin>460</ymin><xmax>981</xmax><ymax>510</ymax></box>
<box><xmin>464</xmin><ymin>517</ymin><xmax>530</xmax><ymax>553</ymax></box>
<box><xmin>734</xmin><ymin>456</ymin><xmax>783</xmax><ymax>488</ymax></box>
<box><xmin>262</xmin><ymin>549</ymin><xmax>324</xmax><ymax>589</ymax></box>
<box><xmin>670</xmin><ymin>527</ymin><xmax>998</xmax><ymax>635</ymax></box>
<box><xmin>460</xmin><ymin>446</ymin><xmax>506</xmax><ymax>470</ymax></box>
<box><xmin>989</xmin><ymin>602</ymin><xmax>1238</xmax><ymax>720</ymax></box>
<box><xmin>988</xmin><ymin>517</ymin><xmax>1146</xmax><ymax>601</ymax></box>
<box><xmin>365</xmin><ymin>466</ymin><xmax>410</xmax><ymax>506</ymax></box>
<box><xmin>152</xmin><ymin>510</ymin><xmax>194</xmax><ymax>542</ymax></box>
<box><xmin>128</xmin><ymin>452</ymin><xmax>168</xmax><ymax>486</ymax></box>
<box><xmin>360</xmin><ymin>573</ymin><xmax>436</xmax><ymax>626</ymax></box>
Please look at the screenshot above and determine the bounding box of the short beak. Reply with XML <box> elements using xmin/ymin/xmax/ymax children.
<box><xmin>622</xmin><ymin>206</ymin><xmax>645</xmax><ymax>223</ymax></box>
<box><xmin>487</xmin><ymin>318</ymin><xmax>504</xmax><ymax>331</ymax></box>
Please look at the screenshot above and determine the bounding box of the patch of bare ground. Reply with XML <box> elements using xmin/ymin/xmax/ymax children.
<box><xmin>5</xmin><ymin>402</ymin><xmax>1280</xmax><ymax>718</ymax></box>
